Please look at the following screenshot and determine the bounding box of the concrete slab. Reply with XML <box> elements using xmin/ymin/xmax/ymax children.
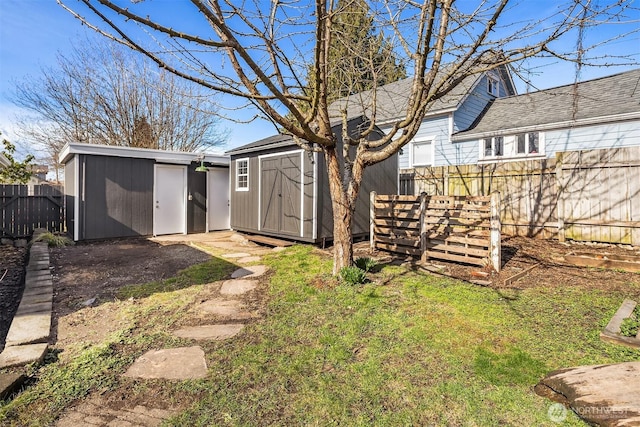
<box><xmin>26</xmin><ymin>261</ymin><xmax>50</xmax><ymax>271</ymax></box>
<box><xmin>0</xmin><ymin>372</ymin><xmax>27</xmax><ymax>400</ymax></box>
<box><xmin>220</xmin><ymin>279</ymin><xmax>258</xmax><ymax>295</ymax></box>
<box><xmin>222</xmin><ymin>252</ymin><xmax>251</xmax><ymax>258</ymax></box>
<box><xmin>0</xmin><ymin>343</ymin><xmax>48</xmax><ymax>369</ymax></box>
<box><xmin>15</xmin><ymin>301</ymin><xmax>52</xmax><ymax>316</ymax></box>
<box><xmin>25</xmin><ymin>270</ymin><xmax>52</xmax><ymax>279</ymax></box>
<box><xmin>5</xmin><ymin>313</ymin><xmax>51</xmax><ymax>346</ymax></box>
<box><xmin>18</xmin><ymin>292</ymin><xmax>52</xmax><ymax>305</ymax></box>
<box><xmin>123</xmin><ymin>346</ymin><xmax>207</xmax><ymax>380</ymax></box>
<box><xmin>238</xmin><ymin>256</ymin><xmax>261</xmax><ymax>264</ymax></box>
<box><xmin>172</xmin><ymin>324</ymin><xmax>244</xmax><ymax>340</ymax></box>
<box><xmin>231</xmin><ymin>265</ymin><xmax>268</xmax><ymax>279</ymax></box>
<box><xmin>198</xmin><ymin>298</ymin><xmax>251</xmax><ymax>318</ymax></box>
<box><xmin>536</xmin><ymin>361</ymin><xmax>640</xmax><ymax>426</ymax></box>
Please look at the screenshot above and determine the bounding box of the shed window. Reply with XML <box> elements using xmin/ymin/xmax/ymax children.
<box><xmin>411</xmin><ymin>137</ymin><xmax>434</xmax><ymax>166</ymax></box>
<box><xmin>236</xmin><ymin>158</ymin><xmax>249</xmax><ymax>191</ymax></box>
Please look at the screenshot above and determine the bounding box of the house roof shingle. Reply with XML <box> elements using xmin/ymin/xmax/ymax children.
<box><xmin>453</xmin><ymin>68</ymin><xmax>640</xmax><ymax>140</ymax></box>
<box><xmin>327</xmin><ymin>73</ymin><xmax>482</xmax><ymax>124</ymax></box>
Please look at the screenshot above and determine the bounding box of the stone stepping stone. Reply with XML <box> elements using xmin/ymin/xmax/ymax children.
<box><xmin>172</xmin><ymin>324</ymin><xmax>244</xmax><ymax>341</ymax></box>
<box><xmin>238</xmin><ymin>256</ymin><xmax>261</xmax><ymax>264</ymax></box>
<box><xmin>56</xmin><ymin>396</ymin><xmax>176</xmax><ymax>427</ymax></box>
<box><xmin>536</xmin><ymin>361</ymin><xmax>640</xmax><ymax>426</ymax></box>
<box><xmin>220</xmin><ymin>279</ymin><xmax>258</xmax><ymax>295</ymax></box>
<box><xmin>222</xmin><ymin>252</ymin><xmax>251</xmax><ymax>259</ymax></box>
<box><xmin>198</xmin><ymin>298</ymin><xmax>252</xmax><ymax>319</ymax></box>
<box><xmin>0</xmin><ymin>343</ymin><xmax>48</xmax><ymax>369</ymax></box>
<box><xmin>231</xmin><ymin>265</ymin><xmax>269</xmax><ymax>279</ymax></box>
<box><xmin>123</xmin><ymin>346</ymin><xmax>207</xmax><ymax>380</ymax></box>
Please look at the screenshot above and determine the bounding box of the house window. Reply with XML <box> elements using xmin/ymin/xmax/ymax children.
<box><xmin>515</xmin><ymin>132</ymin><xmax>540</xmax><ymax>154</ymax></box>
<box><xmin>236</xmin><ymin>158</ymin><xmax>249</xmax><ymax>191</ymax></box>
<box><xmin>483</xmin><ymin>136</ymin><xmax>504</xmax><ymax>157</ymax></box>
<box><xmin>411</xmin><ymin>137</ymin><xmax>434</xmax><ymax>166</ymax></box>
<box><xmin>488</xmin><ymin>76</ymin><xmax>500</xmax><ymax>96</ymax></box>
<box><xmin>481</xmin><ymin>132</ymin><xmax>543</xmax><ymax>161</ymax></box>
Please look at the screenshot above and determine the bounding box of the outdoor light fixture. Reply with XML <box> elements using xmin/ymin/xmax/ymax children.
<box><xmin>195</xmin><ymin>160</ymin><xmax>209</xmax><ymax>172</ymax></box>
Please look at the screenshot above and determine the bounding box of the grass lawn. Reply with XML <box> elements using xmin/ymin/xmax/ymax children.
<box><xmin>2</xmin><ymin>245</ymin><xmax>639</xmax><ymax>426</ymax></box>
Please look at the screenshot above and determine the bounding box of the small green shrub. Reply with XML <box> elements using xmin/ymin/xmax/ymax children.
<box><xmin>339</xmin><ymin>266</ymin><xmax>367</xmax><ymax>285</ymax></box>
<box><xmin>354</xmin><ymin>257</ymin><xmax>377</xmax><ymax>272</ymax></box>
<box><xmin>32</xmin><ymin>232</ymin><xmax>74</xmax><ymax>247</ymax></box>
<box><xmin>620</xmin><ymin>312</ymin><xmax>640</xmax><ymax>337</ymax></box>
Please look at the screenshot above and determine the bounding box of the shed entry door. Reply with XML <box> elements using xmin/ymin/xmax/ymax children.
<box><xmin>260</xmin><ymin>153</ymin><xmax>301</xmax><ymax>236</ymax></box>
<box><xmin>154</xmin><ymin>164</ymin><xmax>187</xmax><ymax>235</ymax></box>
<box><xmin>207</xmin><ymin>167</ymin><xmax>230</xmax><ymax>230</ymax></box>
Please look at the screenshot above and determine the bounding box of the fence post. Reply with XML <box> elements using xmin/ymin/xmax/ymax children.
<box><xmin>370</xmin><ymin>191</ymin><xmax>376</xmax><ymax>250</ymax></box>
<box><xmin>419</xmin><ymin>192</ymin><xmax>428</xmax><ymax>263</ymax></box>
<box><xmin>556</xmin><ymin>154</ymin><xmax>566</xmax><ymax>242</ymax></box>
<box><xmin>489</xmin><ymin>191</ymin><xmax>501</xmax><ymax>272</ymax></box>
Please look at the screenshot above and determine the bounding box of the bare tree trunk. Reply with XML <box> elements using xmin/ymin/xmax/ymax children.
<box><xmin>324</xmin><ymin>146</ymin><xmax>354</xmax><ymax>275</ymax></box>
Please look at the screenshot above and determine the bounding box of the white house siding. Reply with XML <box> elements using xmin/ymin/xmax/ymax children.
<box><xmin>441</xmin><ymin>140</ymin><xmax>480</xmax><ymax>166</ymax></box>
<box><xmin>395</xmin><ymin>115</ymin><xmax>450</xmax><ymax>169</ymax></box>
<box><xmin>545</xmin><ymin>120</ymin><xmax>640</xmax><ymax>157</ymax></box>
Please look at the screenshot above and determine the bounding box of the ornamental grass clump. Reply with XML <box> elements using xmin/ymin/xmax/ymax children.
<box><xmin>339</xmin><ymin>265</ymin><xmax>367</xmax><ymax>285</ymax></box>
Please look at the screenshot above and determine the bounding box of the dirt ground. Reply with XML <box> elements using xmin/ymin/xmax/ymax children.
<box><xmin>4</xmin><ymin>234</ymin><xmax>640</xmax><ymax>354</ymax></box>
<box><xmin>0</xmin><ymin>244</ymin><xmax>28</xmax><ymax>351</ymax></box>
<box><xmin>358</xmin><ymin>235</ymin><xmax>640</xmax><ymax>294</ymax></box>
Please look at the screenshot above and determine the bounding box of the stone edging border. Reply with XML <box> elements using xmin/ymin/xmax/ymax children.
<box><xmin>600</xmin><ymin>299</ymin><xmax>640</xmax><ymax>349</ymax></box>
<box><xmin>0</xmin><ymin>229</ymin><xmax>53</xmax><ymax>369</ymax></box>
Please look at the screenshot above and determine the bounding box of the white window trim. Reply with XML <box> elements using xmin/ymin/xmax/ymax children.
<box><xmin>479</xmin><ymin>132</ymin><xmax>546</xmax><ymax>163</ymax></box>
<box><xmin>235</xmin><ymin>158</ymin><xmax>249</xmax><ymax>191</ymax></box>
<box><xmin>487</xmin><ymin>75</ymin><xmax>500</xmax><ymax>96</ymax></box>
<box><xmin>410</xmin><ymin>135</ymin><xmax>436</xmax><ymax>167</ymax></box>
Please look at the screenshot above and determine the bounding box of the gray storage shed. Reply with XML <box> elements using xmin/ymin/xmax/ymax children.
<box><xmin>226</xmin><ymin>118</ymin><xmax>397</xmax><ymax>244</ymax></box>
<box><xmin>60</xmin><ymin>143</ymin><xmax>230</xmax><ymax>241</ymax></box>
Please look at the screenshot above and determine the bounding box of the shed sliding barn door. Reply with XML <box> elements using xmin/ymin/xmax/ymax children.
<box><xmin>260</xmin><ymin>153</ymin><xmax>301</xmax><ymax>236</ymax></box>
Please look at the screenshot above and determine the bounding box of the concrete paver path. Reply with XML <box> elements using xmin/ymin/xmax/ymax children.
<box><xmin>220</xmin><ymin>279</ymin><xmax>258</xmax><ymax>295</ymax></box>
<box><xmin>56</xmin><ymin>396</ymin><xmax>177</xmax><ymax>427</ymax></box>
<box><xmin>172</xmin><ymin>324</ymin><xmax>244</xmax><ymax>341</ymax></box>
<box><xmin>123</xmin><ymin>346</ymin><xmax>208</xmax><ymax>380</ymax></box>
<box><xmin>231</xmin><ymin>265</ymin><xmax>269</xmax><ymax>279</ymax></box>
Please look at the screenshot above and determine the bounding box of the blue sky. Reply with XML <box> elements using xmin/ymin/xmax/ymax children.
<box><xmin>1</xmin><ymin>0</ymin><xmax>638</xmax><ymax>159</ymax></box>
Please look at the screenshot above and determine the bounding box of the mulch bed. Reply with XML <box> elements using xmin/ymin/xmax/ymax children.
<box><xmin>0</xmin><ymin>244</ymin><xmax>27</xmax><ymax>351</ymax></box>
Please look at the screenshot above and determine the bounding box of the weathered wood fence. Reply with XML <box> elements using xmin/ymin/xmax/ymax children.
<box><xmin>370</xmin><ymin>192</ymin><xmax>501</xmax><ymax>271</ymax></box>
<box><xmin>403</xmin><ymin>146</ymin><xmax>640</xmax><ymax>246</ymax></box>
<box><xmin>1</xmin><ymin>184</ymin><xmax>64</xmax><ymax>238</ymax></box>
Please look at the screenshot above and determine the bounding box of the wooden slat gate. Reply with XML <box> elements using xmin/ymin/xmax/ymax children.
<box><xmin>370</xmin><ymin>192</ymin><xmax>501</xmax><ymax>271</ymax></box>
<box><xmin>1</xmin><ymin>184</ymin><xmax>64</xmax><ymax>238</ymax></box>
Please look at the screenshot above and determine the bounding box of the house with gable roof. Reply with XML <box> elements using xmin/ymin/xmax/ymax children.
<box><xmin>451</xmin><ymin>68</ymin><xmax>640</xmax><ymax>163</ymax></box>
<box><xmin>327</xmin><ymin>65</ymin><xmax>517</xmax><ymax>170</ymax></box>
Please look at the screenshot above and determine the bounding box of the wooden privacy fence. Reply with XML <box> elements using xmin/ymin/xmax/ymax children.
<box><xmin>370</xmin><ymin>192</ymin><xmax>501</xmax><ymax>271</ymax></box>
<box><xmin>405</xmin><ymin>146</ymin><xmax>640</xmax><ymax>246</ymax></box>
<box><xmin>1</xmin><ymin>184</ymin><xmax>64</xmax><ymax>238</ymax></box>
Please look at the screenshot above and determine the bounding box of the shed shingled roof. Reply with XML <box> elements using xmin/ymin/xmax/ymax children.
<box><xmin>453</xmin><ymin>68</ymin><xmax>640</xmax><ymax>140</ymax></box>
<box><xmin>225</xmin><ymin>134</ymin><xmax>293</xmax><ymax>155</ymax></box>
